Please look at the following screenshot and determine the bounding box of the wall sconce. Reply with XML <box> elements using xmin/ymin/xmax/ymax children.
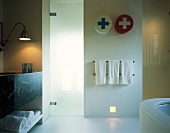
<box><xmin>0</xmin><ymin>22</ymin><xmax>31</xmax><ymax>52</ymax></box>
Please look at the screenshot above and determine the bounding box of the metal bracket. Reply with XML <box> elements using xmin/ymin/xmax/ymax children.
<box><xmin>50</xmin><ymin>13</ymin><xmax>57</xmax><ymax>16</ymax></box>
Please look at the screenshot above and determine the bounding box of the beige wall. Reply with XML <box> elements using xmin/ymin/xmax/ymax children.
<box><xmin>0</xmin><ymin>0</ymin><xmax>2</xmax><ymax>21</ymax></box>
<box><xmin>143</xmin><ymin>0</ymin><xmax>170</xmax><ymax>100</ymax></box>
<box><xmin>3</xmin><ymin>0</ymin><xmax>51</xmax><ymax>122</ymax></box>
<box><xmin>3</xmin><ymin>0</ymin><xmax>42</xmax><ymax>72</ymax></box>
<box><xmin>0</xmin><ymin>0</ymin><xmax>3</xmax><ymax>72</ymax></box>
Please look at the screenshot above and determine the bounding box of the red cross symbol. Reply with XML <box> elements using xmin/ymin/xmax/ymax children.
<box><xmin>115</xmin><ymin>14</ymin><xmax>134</xmax><ymax>34</ymax></box>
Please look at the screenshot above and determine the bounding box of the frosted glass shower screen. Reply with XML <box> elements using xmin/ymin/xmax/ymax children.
<box><xmin>143</xmin><ymin>0</ymin><xmax>170</xmax><ymax>100</ymax></box>
<box><xmin>50</xmin><ymin>2</ymin><xmax>84</xmax><ymax>115</ymax></box>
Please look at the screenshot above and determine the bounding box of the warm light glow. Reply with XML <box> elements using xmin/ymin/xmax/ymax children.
<box><xmin>19</xmin><ymin>38</ymin><xmax>31</xmax><ymax>41</ymax></box>
<box><xmin>146</xmin><ymin>19</ymin><xmax>162</xmax><ymax>35</ymax></box>
<box><xmin>56</xmin><ymin>32</ymin><xmax>83</xmax><ymax>91</ymax></box>
<box><xmin>107</xmin><ymin>118</ymin><xmax>120</xmax><ymax>129</ymax></box>
<box><xmin>110</xmin><ymin>106</ymin><xmax>116</xmax><ymax>113</ymax></box>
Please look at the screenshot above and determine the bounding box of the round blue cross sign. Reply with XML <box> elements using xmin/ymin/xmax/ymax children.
<box><xmin>95</xmin><ymin>15</ymin><xmax>112</xmax><ymax>34</ymax></box>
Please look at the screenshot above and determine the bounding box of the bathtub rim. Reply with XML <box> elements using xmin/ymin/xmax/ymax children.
<box><xmin>140</xmin><ymin>98</ymin><xmax>170</xmax><ymax>131</ymax></box>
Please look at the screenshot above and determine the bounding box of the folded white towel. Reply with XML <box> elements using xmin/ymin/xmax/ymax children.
<box><xmin>10</xmin><ymin>111</ymin><xmax>34</xmax><ymax>125</ymax></box>
<box><xmin>0</xmin><ymin>115</ymin><xmax>28</xmax><ymax>132</ymax></box>
<box><xmin>95</xmin><ymin>60</ymin><xmax>106</xmax><ymax>85</ymax></box>
<box><xmin>108</xmin><ymin>60</ymin><xmax>120</xmax><ymax>84</ymax></box>
<box><xmin>120</xmin><ymin>60</ymin><xmax>133</xmax><ymax>85</ymax></box>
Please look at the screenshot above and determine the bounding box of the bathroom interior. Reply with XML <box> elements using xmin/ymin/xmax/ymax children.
<box><xmin>0</xmin><ymin>0</ymin><xmax>170</xmax><ymax>133</ymax></box>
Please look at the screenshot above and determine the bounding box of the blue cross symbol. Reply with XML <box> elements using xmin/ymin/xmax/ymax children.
<box><xmin>98</xmin><ymin>18</ymin><xmax>110</xmax><ymax>29</ymax></box>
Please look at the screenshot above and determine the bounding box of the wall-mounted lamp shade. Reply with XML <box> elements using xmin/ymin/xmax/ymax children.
<box><xmin>0</xmin><ymin>22</ymin><xmax>31</xmax><ymax>52</ymax></box>
<box><xmin>19</xmin><ymin>29</ymin><xmax>31</xmax><ymax>40</ymax></box>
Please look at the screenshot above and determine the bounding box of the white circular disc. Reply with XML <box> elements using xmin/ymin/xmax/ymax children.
<box><xmin>95</xmin><ymin>15</ymin><xmax>112</xmax><ymax>34</ymax></box>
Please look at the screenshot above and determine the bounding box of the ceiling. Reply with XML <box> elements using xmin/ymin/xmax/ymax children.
<box><xmin>50</xmin><ymin>0</ymin><xmax>83</xmax><ymax>3</ymax></box>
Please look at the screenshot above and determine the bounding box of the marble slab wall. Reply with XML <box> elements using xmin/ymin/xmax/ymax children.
<box><xmin>0</xmin><ymin>72</ymin><xmax>42</xmax><ymax>118</ymax></box>
<box><xmin>0</xmin><ymin>75</ymin><xmax>14</xmax><ymax>118</ymax></box>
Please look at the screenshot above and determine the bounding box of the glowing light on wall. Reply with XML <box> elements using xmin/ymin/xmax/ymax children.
<box><xmin>110</xmin><ymin>106</ymin><xmax>116</xmax><ymax>113</ymax></box>
<box><xmin>57</xmin><ymin>32</ymin><xmax>83</xmax><ymax>91</ymax></box>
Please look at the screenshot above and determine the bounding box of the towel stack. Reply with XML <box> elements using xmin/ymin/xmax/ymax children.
<box><xmin>95</xmin><ymin>60</ymin><xmax>133</xmax><ymax>85</ymax></box>
<box><xmin>0</xmin><ymin>110</ymin><xmax>41</xmax><ymax>132</ymax></box>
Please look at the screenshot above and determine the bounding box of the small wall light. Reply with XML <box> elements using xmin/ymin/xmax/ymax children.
<box><xmin>0</xmin><ymin>22</ymin><xmax>31</xmax><ymax>52</ymax></box>
<box><xmin>110</xmin><ymin>106</ymin><xmax>116</xmax><ymax>113</ymax></box>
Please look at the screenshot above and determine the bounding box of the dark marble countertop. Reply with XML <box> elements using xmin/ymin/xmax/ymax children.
<box><xmin>0</xmin><ymin>72</ymin><xmax>42</xmax><ymax>76</ymax></box>
<box><xmin>0</xmin><ymin>72</ymin><xmax>42</xmax><ymax>118</ymax></box>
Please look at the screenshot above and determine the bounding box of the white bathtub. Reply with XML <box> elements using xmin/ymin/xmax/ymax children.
<box><xmin>140</xmin><ymin>98</ymin><xmax>170</xmax><ymax>133</ymax></box>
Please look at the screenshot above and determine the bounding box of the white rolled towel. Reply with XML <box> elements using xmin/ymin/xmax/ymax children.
<box><xmin>0</xmin><ymin>115</ymin><xmax>28</xmax><ymax>132</ymax></box>
<box><xmin>10</xmin><ymin>111</ymin><xmax>34</xmax><ymax>125</ymax></box>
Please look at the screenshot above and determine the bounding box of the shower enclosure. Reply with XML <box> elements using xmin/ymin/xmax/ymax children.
<box><xmin>50</xmin><ymin>1</ymin><xmax>84</xmax><ymax>115</ymax></box>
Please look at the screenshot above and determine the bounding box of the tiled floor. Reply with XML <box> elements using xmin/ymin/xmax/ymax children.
<box><xmin>29</xmin><ymin>116</ymin><xmax>140</xmax><ymax>133</ymax></box>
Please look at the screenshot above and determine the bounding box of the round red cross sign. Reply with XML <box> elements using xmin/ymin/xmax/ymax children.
<box><xmin>115</xmin><ymin>14</ymin><xmax>134</xmax><ymax>34</ymax></box>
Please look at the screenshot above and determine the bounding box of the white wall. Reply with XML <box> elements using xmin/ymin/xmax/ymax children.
<box><xmin>42</xmin><ymin>0</ymin><xmax>51</xmax><ymax>122</ymax></box>
<box><xmin>0</xmin><ymin>0</ymin><xmax>3</xmax><ymax>72</ymax></box>
<box><xmin>84</xmin><ymin>0</ymin><xmax>142</xmax><ymax>117</ymax></box>
<box><xmin>50</xmin><ymin>2</ymin><xmax>84</xmax><ymax>115</ymax></box>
